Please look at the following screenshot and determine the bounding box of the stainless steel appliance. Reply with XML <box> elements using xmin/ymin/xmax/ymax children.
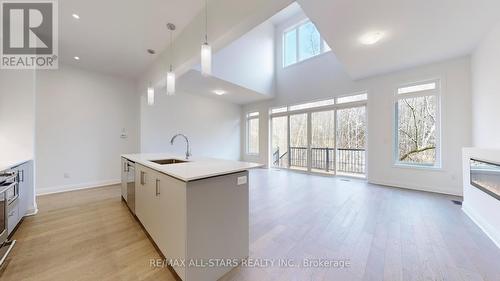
<box><xmin>125</xmin><ymin>161</ymin><xmax>136</xmax><ymax>213</ymax></box>
<box><xmin>0</xmin><ymin>184</ymin><xmax>8</xmax><ymax>244</ymax></box>
<box><xmin>0</xmin><ymin>170</ymin><xmax>18</xmax><ymax>266</ymax></box>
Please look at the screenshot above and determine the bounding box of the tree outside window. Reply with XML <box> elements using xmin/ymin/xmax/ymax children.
<box><xmin>395</xmin><ymin>81</ymin><xmax>440</xmax><ymax>166</ymax></box>
<box><xmin>283</xmin><ymin>20</ymin><xmax>331</xmax><ymax>67</ymax></box>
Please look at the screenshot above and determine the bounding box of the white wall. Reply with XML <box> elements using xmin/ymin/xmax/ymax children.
<box><xmin>208</xmin><ymin>20</ymin><xmax>275</xmax><ymax>96</ymax></box>
<box><xmin>140</xmin><ymin>90</ymin><xmax>241</xmax><ymax>161</ymax></box>
<box><xmin>244</xmin><ymin>30</ymin><xmax>472</xmax><ymax>195</ymax></box>
<box><xmin>364</xmin><ymin>58</ymin><xmax>471</xmax><ymax>196</ymax></box>
<box><xmin>140</xmin><ymin>0</ymin><xmax>292</xmax><ymax>92</ymax></box>
<box><xmin>0</xmin><ymin>69</ymin><xmax>35</xmax><ymax>162</ymax></box>
<box><xmin>471</xmin><ymin>22</ymin><xmax>500</xmax><ymax>149</ymax></box>
<box><xmin>137</xmin><ymin>0</ymin><xmax>294</xmax><ymax>163</ymax></box>
<box><xmin>274</xmin><ymin>11</ymin><xmax>363</xmax><ymax>106</ymax></box>
<box><xmin>35</xmin><ymin>64</ymin><xmax>139</xmax><ymax>194</ymax></box>
<box><xmin>0</xmin><ymin>69</ymin><xmax>36</xmax><ymax>213</ymax></box>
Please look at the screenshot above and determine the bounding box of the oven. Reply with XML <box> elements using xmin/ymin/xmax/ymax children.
<box><xmin>0</xmin><ymin>170</ymin><xmax>17</xmax><ymax>241</ymax></box>
<box><xmin>0</xmin><ymin>170</ymin><xmax>18</xmax><ymax>266</ymax></box>
<box><xmin>0</xmin><ymin>189</ymin><xmax>6</xmax><ymax>245</ymax></box>
<box><xmin>1</xmin><ymin>170</ymin><xmax>19</xmax><ymax>206</ymax></box>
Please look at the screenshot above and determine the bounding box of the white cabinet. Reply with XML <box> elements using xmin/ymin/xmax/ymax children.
<box><xmin>17</xmin><ymin>161</ymin><xmax>33</xmax><ymax>217</ymax></box>
<box><xmin>131</xmin><ymin>162</ymin><xmax>248</xmax><ymax>281</ymax></box>
<box><xmin>156</xmin><ymin>173</ymin><xmax>186</xmax><ymax>280</ymax></box>
<box><xmin>135</xmin><ymin>164</ymin><xmax>160</xmax><ymax>240</ymax></box>
<box><xmin>16</xmin><ymin>161</ymin><xmax>34</xmax><ymax>218</ymax></box>
<box><xmin>133</xmin><ymin>164</ymin><xmax>187</xmax><ymax>279</ymax></box>
<box><xmin>7</xmin><ymin>202</ymin><xmax>19</xmax><ymax>234</ymax></box>
<box><xmin>134</xmin><ymin>164</ymin><xmax>149</xmax><ymax>228</ymax></box>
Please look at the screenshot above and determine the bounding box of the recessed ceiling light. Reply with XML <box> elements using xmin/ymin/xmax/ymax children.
<box><xmin>72</xmin><ymin>13</ymin><xmax>80</xmax><ymax>19</ymax></box>
<box><xmin>73</xmin><ymin>56</ymin><xmax>80</xmax><ymax>61</ymax></box>
<box><xmin>359</xmin><ymin>31</ymin><xmax>385</xmax><ymax>45</ymax></box>
<box><xmin>212</xmin><ymin>89</ymin><xmax>227</xmax><ymax>95</ymax></box>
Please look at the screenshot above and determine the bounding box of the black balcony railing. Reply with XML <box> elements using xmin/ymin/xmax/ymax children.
<box><xmin>273</xmin><ymin>147</ymin><xmax>366</xmax><ymax>175</ymax></box>
<box><xmin>336</xmin><ymin>148</ymin><xmax>366</xmax><ymax>174</ymax></box>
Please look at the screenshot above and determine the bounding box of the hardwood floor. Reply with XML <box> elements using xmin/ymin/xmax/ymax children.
<box><xmin>0</xmin><ymin>185</ymin><xmax>177</xmax><ymax>281</ymax></box>
<box><xmin>1</xmin><ymin>169</ymin><xmax>499</xmax><ymax>281</ymax></box>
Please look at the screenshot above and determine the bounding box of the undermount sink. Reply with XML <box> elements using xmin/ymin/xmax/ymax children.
<box><xmin>150</xmin><ymin>159</ymin><xmax>188</xmax><ymax>165</ymax></box>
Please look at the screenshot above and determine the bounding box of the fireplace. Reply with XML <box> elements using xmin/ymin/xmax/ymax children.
<box><xmin>470</xmin><ymin>158</ymin><xmax>500</xmax><ymax>201</ymax></box>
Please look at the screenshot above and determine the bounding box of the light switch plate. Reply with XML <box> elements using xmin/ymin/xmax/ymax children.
<box><xmin>237</xmin><ymin>176</ymin><xmax>247</xmax><ymax>185</ymax></box>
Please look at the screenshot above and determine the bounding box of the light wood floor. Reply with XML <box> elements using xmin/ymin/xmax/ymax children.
<box><xmin>1</xmin><ymin>169</ymin><xmax>500</xmax><ymax>281</ymax></box>
<box><xmin>0</xmin><ymin>185</ymin><xmax>177</xmax><ymax>281</ymax></box>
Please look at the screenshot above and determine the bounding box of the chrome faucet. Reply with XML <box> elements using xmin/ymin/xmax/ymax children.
<box><xmin>170</xmin><ymin>134</ymin><xmax>192</xmax><ymax>159</ymax></box>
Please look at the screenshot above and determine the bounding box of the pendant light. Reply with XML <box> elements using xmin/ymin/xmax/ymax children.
<box><xmin>201</xmin><ymin>0</ymin><xmax>212</xmax><ymax>76</ymax></box>
<box><xmin>147</xmin><ymin>83</ymin><xmax>155</xmax><ymax>106</ymax></box>
<box><xmin>166</xmin><ymin>23</ymin><xmax>176</xmax><ymax>95</ymax></box>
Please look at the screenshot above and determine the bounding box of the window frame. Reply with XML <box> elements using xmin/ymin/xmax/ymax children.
<box><xmin>268</xmin><ymin>92</ymin><xmax>368</xmax><ymax>176</ymax></box>
<box><xmin>282</xmin><ymin>20</ymin><xmax>330</xmax><ymax>68</ymax></box>
<box><xmin>393</xmin><ymin>79</ymin><xmax>442</xmax><ymax>169</ymax></box>
<box><xmin>270</xmin><ymin>92</ymin><xmax>368</xmax><ymax>117</ymax></box>
<box><xmin>246</xmin><ymin>111</ymin><xmax>260</xmax><ymax>156</ymax></box>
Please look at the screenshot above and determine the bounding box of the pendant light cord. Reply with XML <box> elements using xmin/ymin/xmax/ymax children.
<box><xmin>204</xmin><ymin>0</ymin><xmax>208</xmax><ymax>43</ymax></box>
<box><xmin>170</xmin><ymin>28</ymin><xmax>174</xmax><ymax>72</ymax></box>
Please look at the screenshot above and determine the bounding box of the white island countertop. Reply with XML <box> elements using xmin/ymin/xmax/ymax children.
<box><xmin>122</xmin><ymin>153</ymin><xmax>263</xmax><ymax>182</ymax></box>
<box><xmin>0</xmin><ymin>158</ymin><xmax>32</xmax><ymax>172</ymax></box>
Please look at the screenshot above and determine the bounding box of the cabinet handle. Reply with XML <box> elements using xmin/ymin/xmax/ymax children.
<box><xmin>155</xmin><ymin>179</ymin><xmax>160</xmax><ymax>197</ymax></box>
<box><xmin>123</xmin><ymin>162</ymin><xmax>128</xmax><ymax>172</ymax></box>
<box><xmin>20</xmin><ymin>170</ymin><xmax>24</xmax><ymax>182</ymax></box>
<box><xmin>140</xmin><ymin>171</ymin><xmax>146</xmax><ymax>185</ymax></box>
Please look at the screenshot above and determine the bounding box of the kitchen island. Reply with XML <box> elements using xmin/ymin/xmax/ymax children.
<box><xmin>121</xmin><ymin>153</ymin><xmax>262</xmax><ymax>281</ymax></box>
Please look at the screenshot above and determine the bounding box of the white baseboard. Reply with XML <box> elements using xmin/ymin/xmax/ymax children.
<box><xmin>24</xmin><ymin>208</ymin><xmax>39</xmax><ymax>216</ymax></box>
<box><xmin>462</xmin><ymin>203</ymin><xmax>500</xmax><ymax>249</ymax></box>
<box><xmin>368</xmin><ymin>179</ymin><xmax>462</xmax><ymax>197</ymax></box>
<box><xmin>36</xmin><ymin>179</ymin><xmax>120</xmax><ymax>196</ymax></box>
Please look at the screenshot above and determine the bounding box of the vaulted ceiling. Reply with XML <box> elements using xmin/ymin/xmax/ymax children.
<box><xmin>298</xmin><ymin>0</ymin><xmax>500</xmax><ymax>79</ymax></box>
<box><xmin>58</xmin><ymin>0</ymin><xmax>500</xmax><ymax>85</ymax></box>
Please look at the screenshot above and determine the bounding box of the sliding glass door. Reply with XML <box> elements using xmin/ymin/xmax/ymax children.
<box><xmin>270</xmin><ymin>94</ymin><xmax>367</xmax><ymax>177</ymax></box>
<box><xmin>289</xmin><ymin>113</ymin><xmax>308</xmax><ymax>171</ymax></box>
<box><xmin>311</xmin><ymin>110</ymin><xmax>336</xmax><ymax>174</ymax></box>
<box><xmin>336</xmin><ymin>106</ymin><xmax>366</xmax><ymax>176</ymax></box>
<box><xmin>271</xmin><ymin>116</ymin><xmax>288</xmax><ymax>168</ymax></box>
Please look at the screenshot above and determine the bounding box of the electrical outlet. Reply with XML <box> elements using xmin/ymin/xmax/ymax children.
<box><xmin>120</xmin><ymin>128</ymin><xmax>128</xmax><ymax>139</ymax></box>
<box><xmin>237</xmin><ymin>176</ymin><xmax>247</xmax><ymax>185</ymax></box>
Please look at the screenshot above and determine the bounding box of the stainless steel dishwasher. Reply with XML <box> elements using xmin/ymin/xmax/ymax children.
<box><xmin>126</xmin><ymin>161</ymin><xmax>136</xmax><ymax>214</ymax></box>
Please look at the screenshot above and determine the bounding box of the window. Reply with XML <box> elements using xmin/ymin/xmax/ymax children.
<box><xmin>289</xmin><ymin>99</ymin><xmax>335</xmax><ymax>111</ymax></box>
<box><xmin>270</xmin><ymin>93</ymin><xmax>367</xmax><ymax>115</ymax></box>
<box><xmin>246</xmin><ymin>112</ymin><xmax>259</xmax><ymax>155</ymax></box>
<box><xmin>283</xmin><ymin>29</ymin><xmax>297</xmax><ymax>67</ymax></box>
<box><xmin>395</xmin><ymin>80</ymin><xmax>440</xmax><ymax>167</ymax></box>
<box><xmin>337</xmin><ymin>93</ymin><xmax>368</xmax><ymax>104</ymax></box>
<box><xmin>298</xmin><ymin>21</ymin><xmax>321</xmax><ymax>60</ymax></box>
<box><xmin>269</xmin><ymin>93</ymin><xmax>367</xmax><ymax>177</ymax></box>
<box><xmin>398</xmin><ymin>82</ymin><xmax>437</xmax><ymax>95</ymax></box>
<box><xmin>283</xmin><ymin>20</ymin><xmax>331</xmax><ymax>67</ymax></box>
<box><xmin>271</xmin><ymin>107</ymin><xmax>287</xmax><ymax>114</ymax></box>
